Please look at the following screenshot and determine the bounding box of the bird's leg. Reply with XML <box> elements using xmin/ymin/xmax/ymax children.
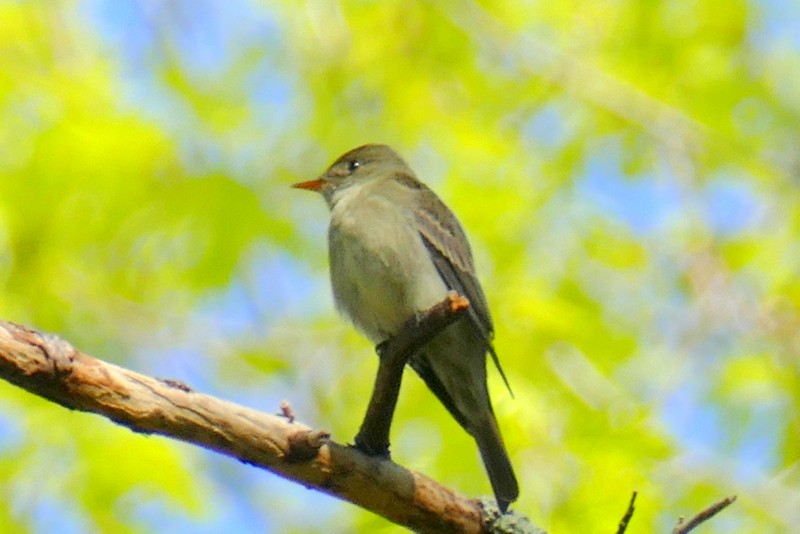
<box><xmin>353</xmin><ymin>293</ymin><xmax>471</xmax><ymax>458</ymax></box>
<box><xmin>353</xmin><ymin>343</ymin><xmax>403</xmax><ymax>458</ymax></box>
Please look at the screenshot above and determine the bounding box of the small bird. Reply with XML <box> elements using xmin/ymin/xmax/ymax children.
<box><xmin>293</xmin><ymin>144</ymin><xmax>519</xmax><ymax>511</ymax></box>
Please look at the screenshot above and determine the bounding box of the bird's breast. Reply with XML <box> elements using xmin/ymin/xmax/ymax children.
<box><xmin>328</xmin><ymin>194</ymin><xmax>447</xmax><ymax>343</ymax></box>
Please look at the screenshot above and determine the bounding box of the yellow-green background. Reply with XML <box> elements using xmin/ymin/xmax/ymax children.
<box><xmin>0</xmin><ymin>1</ymin><xmax>798</xmax><ymax>532</ymax></box>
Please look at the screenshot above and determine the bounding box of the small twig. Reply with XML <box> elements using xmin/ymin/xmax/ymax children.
<box><xmin>279</xmin><ymin>400</ymin><xmax>295</xmax><ymax>423</ymax></box>
<box><xmin>672</xmin><ymin>495</ymin><xmax>737</xmax><ymax>534</ymax></box>
<box><xmin>615</xmin><ymin>491</ymin><xmax>637</xmax><ymax>534</ymax></box>
<box><xmin>353</xmin><ymin>293</ymin><xmax>470</xmax><ymax>456</ymax></box>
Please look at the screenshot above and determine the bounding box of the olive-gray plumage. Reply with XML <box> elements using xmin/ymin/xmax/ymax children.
<box><xmin>295</xmin><ymin>144</ymin><xmax>519</xmax><ymax>511</ymax></box>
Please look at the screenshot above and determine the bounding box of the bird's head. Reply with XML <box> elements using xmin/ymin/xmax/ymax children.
<box><xmin>292</xmin><ymin>144</ymin><xmax>409</xmax><ymax>207</ymax></box>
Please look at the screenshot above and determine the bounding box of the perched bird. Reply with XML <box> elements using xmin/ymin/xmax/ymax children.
<box><xmin>293</xmin><ymin>144</ymin><xmax>518</xmax><ymax>511</ymax></box>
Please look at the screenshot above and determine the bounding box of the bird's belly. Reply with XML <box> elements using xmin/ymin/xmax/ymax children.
<box><xmin>328</xmin><ymin>206</ymin><xmax>447</xmax><ymax>343</ymax></box>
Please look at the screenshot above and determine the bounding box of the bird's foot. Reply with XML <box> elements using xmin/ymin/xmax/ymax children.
<box><xmin>352</xmin><ymin>434</ymin><xmax>391</xmax><ymax>459</ymax></box>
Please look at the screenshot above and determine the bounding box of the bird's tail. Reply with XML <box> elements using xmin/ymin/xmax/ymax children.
<box><xmin>474</xmin><ymin>417</ymin><xmax>519</xmax><ymax>513</ymax></box>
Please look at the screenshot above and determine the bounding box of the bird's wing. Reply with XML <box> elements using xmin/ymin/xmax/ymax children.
<box><xmin>408</xmin><ymin>177</ymin><xmax>512</xmax><ymax>394</ymax></box>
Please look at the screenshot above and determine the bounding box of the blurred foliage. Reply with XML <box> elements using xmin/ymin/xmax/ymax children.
<box><xmin>0</xmin><ymin>0</ymin><xmax>799</xmax><ymax>532</ymax></box>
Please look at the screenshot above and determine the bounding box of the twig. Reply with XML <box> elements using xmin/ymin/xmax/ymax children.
<box><xmin>672</xmin><ymin>495</ymin><xmax>737</xmax><ymax>534</ymax></box>
<box><xmin>616</xmin><ymin>491</ymin><xmax>637</xmax><ymax>534</ymax></box>
<box><xmin>279</xmin><ymin>400</ymin><xmax>295</xmax><ymax>423</ymax></box>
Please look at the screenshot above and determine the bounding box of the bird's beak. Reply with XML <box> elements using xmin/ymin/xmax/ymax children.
<box><xmin>291</xmin><ymin>178</ymin><xmax>325</xmax><ymax>191</ymax></box>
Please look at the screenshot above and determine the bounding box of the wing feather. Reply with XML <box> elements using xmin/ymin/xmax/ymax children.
<box><xmin>410</xmin><ymin>182</ymin><xmax>512</xmax><ymax>394</ymax></box>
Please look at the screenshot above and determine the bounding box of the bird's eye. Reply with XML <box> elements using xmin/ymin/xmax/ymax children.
<box><xmin>347</xmin><ymin>160</ymin><xmax>361</xmax><ymax>172</ymax></box>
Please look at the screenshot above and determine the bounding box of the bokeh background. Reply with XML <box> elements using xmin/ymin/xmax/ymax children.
<box><xmin>1</xmin><ymin>0</ymin><xmax>799</xmax><ymax>532</ymax></box>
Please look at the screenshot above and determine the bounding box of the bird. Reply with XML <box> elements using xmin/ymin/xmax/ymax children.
<box><xmin>292</xmin><ymin>143</ymin><xmax>519</xmax><ymax>511</ymax></box>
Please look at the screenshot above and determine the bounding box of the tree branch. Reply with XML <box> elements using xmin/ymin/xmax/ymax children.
<box><xmin>0</xmin><ymin>305</ymin><xmax>538</xmax><ymax>533</ymax></box>
<box><xmin>0</xmin><ymin>315</ymin><xmax>737</xmax><ymax>533</ymax></box>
